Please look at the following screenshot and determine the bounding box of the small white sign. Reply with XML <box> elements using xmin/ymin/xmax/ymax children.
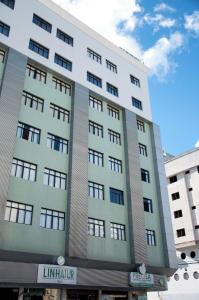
<box><xmin>129</xmin><ymin>272</ymin><xmax>154</xmax><ymax>288</ymax></box>
<box><xmin>37</xmin><ymin>264</ymin><xmax>77</xmax><ymax>285</ymax></box>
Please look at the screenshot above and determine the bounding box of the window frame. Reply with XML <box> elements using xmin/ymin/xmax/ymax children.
<box><xmin>89</xmin><ymin>120</ymin><xmax>103</xmax><ymax>138</ymax></box>
<box><xmin>43</xmin><ymin>168</ymin><xmax>67</xmax><ymax>190</ymax></box>
<box><xmin>88</xmin><ymin>218</ymin><xmax>105</xmax><ymax>238</ymax></box>
<box><xmin>106</xmin><ymin>82</ymin><xmax>118</xmax><ymax>97</ymax></box>
<box><xmin>23</xmin><ymin>90</ymin><xmax>44</xmax><ymax>112</ymax></box>
<box><xmin>107</xmin><ymin>104</ymin><xmax>120</xmax><ymax>120</ymax></box>
<box><xmin>110</xmin><ymin>188</ymin><xmax>124</xmax><ymax>205</ymax></box>
<box><xmin>40</xmin><ymin>208</ymin><xmax>65</xmax><ymax>231</ymax></box>
<box><xmin>88</xmin><ymin>181</ymin><xmax>104</xmax><ymax>200</ymax></box>
<box><xmin>174</xmin><ymin>210</ymin><xmax>183</xmax><ymax>219</ymax></box>
<box><xmin>143</xmin><ymin>197</ymin><xmax>153</xmax><ymax>213</ymax></box>
<box><xmin>87</xmin><ymin>48</ymin><xmax>102</xmax><ymax>64</ymax></box>
<box><xmin>130</xmin><ymin>74</ymin><xmax>140</xmax><ymax>87</ymax></box>
<box><xmin>11</xmin><ymin>158</ymin><xmax>37</xmax><ymax>182</ymax></box>
<box><xmin>47</xmin><ymin>133</ymin><xmax>69</xmax><ymax>154</ymax></box>
<box><xmin>16</xmin><ymin>122</ymin><xmax>41</xmax><ymax>144</ymax></box>
<box><xmin>87</xmin><ymin>72</ymin><xmax>102</xmax><ymax>88</ymax></box>
<box><xmin>110</xmin><ymin>222</ymin><xmax>126</xmax><ymax>241</ymax></box>
<box><xmin>139</xmin><ymin>143</ymin><xmax>147</xmax><ymax>156</ymax></box>
<box><xmin>88</xmin><ymin>148</ymin><xmax>103</xmax><ymax>167</ymax></box>
<box><xmin>0</xmin><ymin>0</ymin><xmax>15</xmax><ymax>9</ymax></box>
<box><xmin>108</xmin><ymin>156</ymin><xmax>122</xmax><ymax>173</ymax></box>
<box><xmin>146</xmin><ymin>229</ymin><xmax>156</xmax><ymax>246</ymax></box>
<box><xmin>108</xmin><ymin>129</ymin><xmax>121</xmax><ymax>145</ymax></box>
<box><xmin>29</xmin><ymin>39</ymin><xmax>49</xmax><ymax>59</ymax></box>
<box><xmin>132</xmin><ymin>97</ymin><xmax>142</xmax><ymax>110</ymax></box>
<box><xmin>137</xmin><ymin>119</ymin><xmax>145</xmax><ymax>132</ymax></box>
<box><xmin>141</xmin><ymin>168</ymin><xmax>150</xmax><ymax>183</ymax></box>
<box><xmin>0</xmin><ymin>20</ymin><xmax>10</xmax><ymax>37</ymax></box>
<box><xmin>50</xmin><ymin>103</ymin><xmax>70</xmax><ymax>123</ymax></box>
<box><xmin>56</xmin><ymin>28</ymin><xmax>73</xmax><ymax>46</ymax></box>
<box><xmin>54</xmin><ymin>53</ymin><xmax>72</xmax><ymax>71</ymax></box>
<box><xmin>26</xmin><ymin>64</ymin><xmax>47</xmax><ymax>83</ymax></box>
<box><xmin>5</xmin><ymin>200</ymin><xmax>33</xmax><ymax>225</ymax></box>
<box><xmin>0</xmin><ymin>49</ymin><xmax>5</xmax><ymax>63</ymax></box>
<box><xmin>106</xmin><ymin>59</ymin><xmax>117</xmax><ymax>73</ymax></box>
<box><xmin>89</xmin><ymin>95</ymin><xmax>103</xmax><ymax>112</ymax></box>
<box><xmin>52</xmin><ymin>76</ymin><xmax>71</xmax><ymax>95</ymax></box>
<box><xmin>176</xmin><ymin>228</ymin><xmax>186</xmax><ymax>238</ymax></box>
<box><xmin>32</xmin><ymin>14</ymin><xmax>52</xmax><ymax>33</ymax></box>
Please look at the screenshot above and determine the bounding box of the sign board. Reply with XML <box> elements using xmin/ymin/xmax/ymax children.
<box><xmin>37</xmin><ymin>264</ymin><xmax>77</xmax><ymax>284</ymax></box>
<box><xmin>129</xmin><ymin>272</ymin><xmax>154</xmax><ymax>288</ymax></box>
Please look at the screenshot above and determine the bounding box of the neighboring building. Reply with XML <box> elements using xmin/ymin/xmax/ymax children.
<box><xmin>0</xmin><ymin>0</ymin><xmax>176</xmax><ymax>299</ymax></box>
<box><xmin>148</xmin><ymin>147</ymin><xmax>199</xmax><ymax>300</ymax></box>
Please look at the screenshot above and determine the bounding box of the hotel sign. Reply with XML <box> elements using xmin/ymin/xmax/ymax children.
<box><xmin>129</xmin><ymin>272</ymin><xmax>154</xmax><ymax>288</ymax></box>
<box><xmin>37</xmin><ymin>264</ymin><xmax>77</xmax><ymax>284</ymax></box>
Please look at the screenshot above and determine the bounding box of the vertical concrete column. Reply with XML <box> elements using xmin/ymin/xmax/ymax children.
<box><xmin>0</xmin><ymin>48</ymin><xmax>27</xmax><ymax>223</ymax></box>
<box><xmin>150</xmin><ymin>124</ymin><xmax>177</xmax><ymax>270</ymax></box>
<box><xmin>66</xmin><ymin>83</ymin><xmax>89</xmax><ymax>258</ymax></box>
<box><xmin>123</xmin><ymin>109</ymin><xmax>147</xmax><ymax>265</ymax></box>
<box><xmin>18</xmin><ymin>288</ymin><xmax>24</xmax><ymax>300</ymax></box>
<box><xmin>60</xmin><ymin>289</ymin><xmax>67</xmax><ymax>300</ymax></box>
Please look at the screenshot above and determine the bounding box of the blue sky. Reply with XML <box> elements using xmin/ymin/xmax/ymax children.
<box><xmin>53</xmin><ymin>0</ymin><xmax>199</xmax><ymax>155</ymax></box>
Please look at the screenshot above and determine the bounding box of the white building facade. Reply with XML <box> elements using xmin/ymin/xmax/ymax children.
<box><xmin>148</xmin><ymin>147</ymin><xmax>199</xmax><ymax>300</ymax></box>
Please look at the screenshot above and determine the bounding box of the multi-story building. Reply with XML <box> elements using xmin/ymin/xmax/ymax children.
<box><xmin>0</xmin><ymin>0</ymin><xmax>176</xmax><ymax>299</ymax></box>
<box><xmin>148</xmin><ymin>147</ymin><xmax>199</xmax><ymax>300</ymax></box>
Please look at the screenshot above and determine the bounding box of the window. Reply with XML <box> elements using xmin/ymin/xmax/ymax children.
<box><xmin>88</xmin><ymin>181</ymin><xmax>104</xmax><ymax>200</ymax></box>
<box><xmin>108</xmin><ymin>129</ymin><xmax>121</xmax><ymax>145</ymax></box>
<box><xmin>197</xmin><ymin>166</ymin><xmax>199</xmax><ymax>173</ymax></box>
<box><xmin>54</xmin><ymin>53</ymin><xmax>72</xmax><ymax>71</ymax></box>
<box><xmin>139</xmin><ymin>143</ymin><xmax>147</xmax><ymax>156</ymax></box>
<box><xmin>23</xmin><ymin>91</ymin><xmax>44</xmax><ymax>112</ymax></box>
<box><xmin>4</xmin><ymin>200</ymin><xmax>33</xmax><ymax>225</ymax></box>
<box><xmin>89</xmin><ymin>95</ymin><xmax>103</xmax><ymax>111</ymax></box>
<box><xmin>111</xmin><ymin>223</ymin><xmax>126</xmax><ymax>241</ymax></box>
<box><xmin>109</xmin><ymin>156</ymin><xmax>122</xmax><ymax>173</ymax></box>
<box><xmin>0</xmin><ymin>49</ymin><xmax>5</xmax><ymax>63</ymax></box>
<box><xmin>185</xmin><ymin>170</ymin><xmax>190</xmax><ymax>174</ymax></box>
<box><xmin>32</xmin><ymin>14</ymin><xmax>52</xmax><ymax>33</ymax></box>
<box><xmin>57</xmin><ymin>28</ymin><xmax>73</xmax><ymax>46</ymax></box>
<box><xmin>40</xmin><ymin>208</ymin><xmax>65</xmax><ymax>230</ymax></box>
<box><xmin>169</xmin><ymin>175</ymin><xmax>177</xmax><ymax>184</ymax></box>
<box><xmin>192</xmin><ymin>206</ymin><xmax>196</xmax><ymax>210</ymax></box>
<box><xmin>146</xmin><ymin>229</ymin><xmax>156</xmax><ymax>246</ymax></box>
<box><xmin>141</xmin><ymin>168</ymin><xmax>150</xmax><ymax>183</ymax></box>
<box><xmin>50</xmin><ymin>103</ymin><xmax>70</xmax><ymax>123</ymax></box>
<box><xmin>106</xmin><ymin>60</ymin><xmax>117</xmax><ymax>73</ymax></box>
<box><xmin>107</xmin><ymin>104</ymin><xmax>120</xmax><ymax>120</ymax></box>
<box><xmin>195</xmin><ymin>225</ymin><xmax>199</xmax><ymax>229</ymax></box>
<box><xmin>0</xmin><ymin>0</ymin><xmax>15</xmax><ymax>9</ymax></box>
<box><xmin>132</xmin><ymin>97</ymin><xmax>142</xmax><ymax>110</ymax></box>
<box><xmin>43</xmin><ymin>168</ymin><xmax>67</xmax><ymax>190</ymax></box>
<box><xmin>143</xmin><ymin>198</ymin><xmax>153</xmax><ymax>213</ymax></box>
<box><xmin>88</xmin><ymin>149</ymin><xmax>103</xmax><ymax>166</ymax></box>
<box><xmin>174</xmin><ymin>210</ymin><xmax>183</xmax><ymax>219</ymax></box>
<box><xmin>29</xmin><ymin>39</ymin><xmax>49</xmax><ymax>59</ymax></box>
<box><xmin>171</xmin><ymin>192</ymin><xmax>180</xmax><ymax>200</ymax></box>
<box><xmin>189</xmin><ymin>187</ymin><xmax>193</xmax><ymax>191</ymax></box>
<box><xmin>110</xmin><ymin>188</ymin><xmax>124</xmax><ymax>205</ymax></box>
<box><xmin>130</xmin><ymin>74</ymin><xmax>140</xmax><ymax>87</ymax></box>
<box><xmin>89</xmin><ymin>121</ymin><xmax>103</xmax><ymax>137</ymax></box>
<box><xmin>0</xmin><ymin>20</ymin><xmax>10</xmax><ymax>37</ymax></box>
<box><xmin>177</xmin><ymin>228</ymin><xmax>185</xmax><ymax>238</ymax></box>
<box><xmin>181</xmin><ymin>253</ymin><xmax>186</xmax><ymax>259</ymax></box>
<box><xmin>137</xmin><ymin>119</ymin><xmax>145</xmax><ymax>132</ymax></box>
<box><xmin>107</xmin><ymin>82</ymin><xmax>118</xmax><ymax>97</ymax></box>
<box><xmin>47</xmin><ymin>133</ymin><xmax>68</xmax><ymax>154</ymax></box>
<box><xmin>88</xmin><ymin>218</ymin><xmax>105</xmax><ymax>237</ymax></box>
<box><xmin>52</xmin><ymin>77</ymin><xmax>71</xmax><ymax>95</ymax></box>
<box><xmin>11</xmin><ymin>158</ymin><xmax>37</xmax><ymax>182</ymax></box>
<box><xmin>87</xmin><ymin>72</ymin><xmax>102</xmax><ymax>88</ymax></box>
<box><xmin>26</xmin><ymin>64</ymin><xmax>47</xmax><ymax>83</ymax></box>
<box><xmin>87</xmin><ymin>48</ymin><xmax>101</xmax><ymax>64</ymax></box>
<box><xmin>17</xmin><ymin>122</ymin><xmax>40</xmax><ymax>144</ymax></box>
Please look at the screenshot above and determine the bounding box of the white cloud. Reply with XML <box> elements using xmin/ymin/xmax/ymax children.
<box><xmin>154</xmin><ymin>3</ymin><xmax>176</xmax><ymax>13</ymax></box>
<box><xmin>195</xmin><ymin>140</ymin><xmax>199</xmax><ymax>148</ymax></box>
<box><xmin>52</xmin><ymin>0</ymin><xmax>184</xmax><ymax>80</ymax></box>
<box><xmin>143</xmin><ymin>13</ymin><xmax>176</xmax><ymax>31</ymax></box>
<box><xmin>143</xmin><ymin>32</ymin><xmax>184</xmax><ymax>80</ymax></box>
<box><xmin>52</xmin><ymin>0</ymin><xmax>142</xmax><ymax>58</ymax></box>
<box><xmin>184</xmin><ymin>11</ymin><xmax>199</xmax><ymax>35</ymax></box>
